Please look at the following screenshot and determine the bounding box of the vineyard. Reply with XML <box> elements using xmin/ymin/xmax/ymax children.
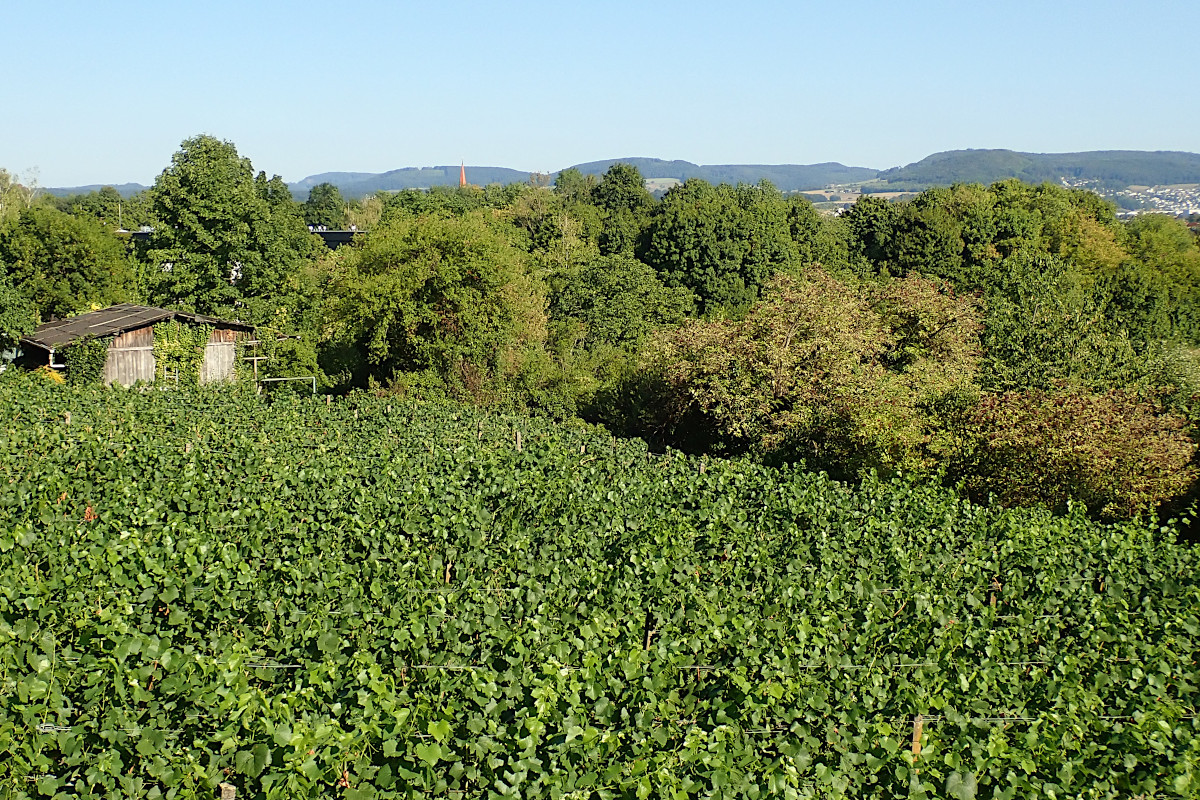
<box><xmin>2</xmin><ymin>373</ymin><xmax>1199</xmax><ymax>799</ymax></box>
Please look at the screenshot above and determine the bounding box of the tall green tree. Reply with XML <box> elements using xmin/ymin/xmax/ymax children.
<box><xmin>142</xmin><ymin>135</ymin><xmax>318</xmax><ymax>315</ymax></box>
<box><xmin>0</xmin><ymin>168</ymin><xmax>37</xmax><ymax>223</ymax></box>
<box><xmin>0</xmin><ymin>268</ymin><xmax>35</xmax><ymax>350</ymax></box>
<box><xmin>302</xmin><ymin>182</ymin><xmax>346</xmax><ymax>229</ymax></box>
<box><xmin>640</xmin><ymin>179</ymin><xmax>797</xmax><ymax>313</ymax></box>
<box><xmin>552</xmin><ymin>167</ymin><xmax>597</xmax><ymax>205</ymax></box>
<box><xmin>593</xmin><ymin>163</ymin><xmax>654</xmax><ymax>256</ymax></box>
<box><xmin>320</xmin><ymin>211</ymin><xmax>546</xmax><ymax>396</ymax></box>
<box><xmin>550</xmin><ymin>254</ymin><xmax>693</xmax><ymax>349</ymax></box>
<box><xmin>0</xmin><ymin>205</ymin><xmax>138</xmax><ymax>320</ymax></box>
<box><xmin>845</xmin><ymin>194</ymin><xmax>898</xmax><ymax>271</ymax></box>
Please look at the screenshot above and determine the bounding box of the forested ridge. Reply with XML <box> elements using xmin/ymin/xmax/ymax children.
<box><xmin>875</xmin><ymin>150</ymin><xmax>1200</xmax><ymax>192</ymax></box>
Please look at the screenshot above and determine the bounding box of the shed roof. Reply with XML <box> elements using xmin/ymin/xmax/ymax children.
<box><xmin>22</xmin><ymin>304</ymin><xmax>253</xmax><ymax>351</ymax></box>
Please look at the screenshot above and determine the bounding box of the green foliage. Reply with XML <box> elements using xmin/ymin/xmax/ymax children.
<box><xmin>634</xmin><ymin>269</ymin><xmax>981</xmax><ymax>478</ymax></box>
<box><xmin>301</xmin><ymin>182</ymin><xmax>346</xmax><ymax>229</ymax></box>
<box><xmin>0</xmin><ymin>167</ymin><xmax>37</xmax><ymax>222</ymax></box>
<box><xmin>552</xmin><ymin>166</ymin><xmax>597</xmax><ymax>205</ymax></box>
<box><xmin>640</xmin><ymin>180</ymin><xmax>798</xmax><ymax>313</ymax></box>
<box><xmin>2</xmin><ymin>377</ymin><xmax>1199</xmax><ymax>798</ymax></box>
<box><xmin>947</xmin><ymin>386</ymin><xmax>1197</xmax><ymax>519</ymax></box>
<box><xmin>592</xmin><ymin>162</ymin><xmax>653</xmax><ymax>216</ymax></box>
<box><xmin>1112</xmin><ymin>213</ymin><xmax>1200</xmax><ymax>341</ymax></box>
<box><xmin>153</xmin><ymin>320</ymin><xmax>212</xmax><ymax>386</ymax></box>
<box><xmin>46</xmin><ymin>186</ymin><xmax>154</xmax><ymax>231</ymax></box>
<box><xmin>61</xmin><ymin>335</ymin><xmax>108</xmax><ymax>386</ymax></box>
<box><xmin>0</xmin><ymin>270</ymin><xmax>36</xmax><ymax>350</ymax></box>
<box><xmin>847</xmin><ymin>181</ymin><xmax>1129</xmax><ymax>293</ymax></box>
<box><xmin>550</xmin><ymin>253</ymin><xmax>693</xmax><ymax>349</ymax></box>
<box><xmin>320</xmin><ymin>211</ymin><xmax>546</xmax><ymax>399</ymax></box>
<box><xmin>979</xmin><ymin>253</ymin><xmax>1152</xmax><ymax>392</ymax></box>
<box><xmin>143</xmin><ymin>135</ymin><xmax>319</xmax><ymax>314</ymax></box>
<box><xmin>250</xmin><ymin>306</ymin><xmax>320</xmax><ymax>386</ymax></box>
<box><xmin>0</xmin><ymin>205</ymin><xmax>138</xmax><ymax>321</ymax></box>
<box><xmin>381</xmin><ymin>184</ymin><xmax>523</xmax><ymax>222</ymax></box>
<box><xmin>593</xmin><ymin>163</ymin><xmax>654</xmax><ymax>256</ymax></box>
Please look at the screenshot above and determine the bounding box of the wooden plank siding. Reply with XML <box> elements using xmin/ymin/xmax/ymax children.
<box><xmin>103</xmin><ymin>326</ymin><xmax>156</xmax><ymax>387</ymax></box>
<box><xmin>200</xmin><ymin>328</ymin><xmax>240</xmax><ymax>384</ymax></box>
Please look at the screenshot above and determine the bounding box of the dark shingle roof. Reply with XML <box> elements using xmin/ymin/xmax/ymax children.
<box><xmin>21</xmin><ymin>304</ymin><xmax>252</xmax><ymax>351</ymax></box>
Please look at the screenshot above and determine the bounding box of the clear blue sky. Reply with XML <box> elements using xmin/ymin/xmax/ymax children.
<box><xmin>4</xmin><ymin>0</ymin><xmax>1197</xmax><ymax>187</ymax></box>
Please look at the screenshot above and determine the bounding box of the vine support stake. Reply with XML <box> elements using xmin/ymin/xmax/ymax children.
<box><xmin>911</xmin><ymin>714</ymin><xmax>923</xmax><ymax>760</ymax></box>
<box><xmin>515</xmin><ymin>430</ymin><xmax>522</xmax><ymax>451</ymax></box>
<box><xmin>64</xmin><ymin>411</ymin><xmax>71</xmax><ymax>426</ymax></box>
<box><xmin>219</xmin><ymin>783</ymin><xmax>236</xmax><ymax>799</ymax></box>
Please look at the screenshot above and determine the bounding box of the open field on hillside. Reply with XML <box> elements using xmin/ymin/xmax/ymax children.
<box><xmin>3</xmin><ymin>375</ymin><xmax>1199</xmax><ymax>798</ymax></box>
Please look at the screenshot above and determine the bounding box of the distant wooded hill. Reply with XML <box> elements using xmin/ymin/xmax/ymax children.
<box><xmin>43</xmin><ymin>150</ymin><xmax>1200</xmax><ymax>199</ymax></box>
<box><xmin>41</xmin><ymin>183</ymin><xmax>154</xmax><ymax>199</ymax></box>
<box><xmin>873</xmin><ymin>150</ymin><xmax>1200</xmax><ymax>191</ymax></box>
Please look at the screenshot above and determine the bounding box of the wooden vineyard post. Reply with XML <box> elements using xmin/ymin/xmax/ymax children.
<box><xmin>64</xmin><ymin>411</ymin><xmax>71</xmax><ymax>426</ymax></box>
<box><xmin>515</xmin><ymin>429</ymin><xmax>522</xmax><ymax>451</ymax></box>
<box><xmin>911</xmin><ymin>713</ymin><xmax>923</xmax><ymax>760</ymax></box>
<box><xmin>218</xmin><ymin>782</ymin><xmax>237</xmax><ymax>799</ymax></box>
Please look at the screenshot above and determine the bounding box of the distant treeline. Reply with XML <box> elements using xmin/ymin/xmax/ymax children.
<box><xmin>4</xmin><ymin>136</ymin><xmax>1200</xmax><ymax>521</ymax></box>
<box><xmin>44</xmin><ymin>149</ymin><xmax>1200</xmax><ymax>201</ymax></box>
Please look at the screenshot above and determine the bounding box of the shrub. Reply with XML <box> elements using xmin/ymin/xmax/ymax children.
<box><xmin>630</xmin><ymin>269</ymin><xmax>981</xmax><ymax>478</ymax></box>
<box><xmin>947</xmin><ymin>387</ymin><xmax>1197</xmax><ymax>519</ymax></box>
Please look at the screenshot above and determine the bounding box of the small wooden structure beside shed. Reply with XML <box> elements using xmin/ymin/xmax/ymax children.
<box><xmin>20</xmin><ymin>304</ymin><xmax>254</xmax><ymax>387</ymax></box>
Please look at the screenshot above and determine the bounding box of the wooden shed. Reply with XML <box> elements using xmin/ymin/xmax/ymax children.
<box><xmin>20</xmin><ymin>304</ymin><xmax>254</xmax><ymax>387</ymax></box>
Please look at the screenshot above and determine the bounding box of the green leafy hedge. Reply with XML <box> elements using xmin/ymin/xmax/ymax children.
<box><xmin>2</xmin><ymin>373</ymin><xmax>1198</xmax><ymax>798</ymax></box>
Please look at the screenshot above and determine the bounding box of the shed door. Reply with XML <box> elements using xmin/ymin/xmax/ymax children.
<box><xmin>201</xmin><ymin>328</ymin><xmax>238</xmax><ymax>384</ymax></box>
<box><xmin>104</xmin><ymin>327</ymin><xmax>156</xmax><ymax>387</ymax></box>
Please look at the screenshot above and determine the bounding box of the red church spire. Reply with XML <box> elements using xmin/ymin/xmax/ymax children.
<box><xmin>459</xmin><ymin>162</ymin><xmax>466</xmax><ymax>187</ymax></box>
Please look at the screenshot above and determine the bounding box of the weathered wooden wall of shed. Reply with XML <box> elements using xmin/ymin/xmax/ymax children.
<box><xmin>104</xmin><ymin>326</ymin><xmax>156</xmax><ymax>387</ymax></box>
<box><xmin>200</xmin><ymin>327</ymin><xmax>240</xmax><ymax>384</ymax></box>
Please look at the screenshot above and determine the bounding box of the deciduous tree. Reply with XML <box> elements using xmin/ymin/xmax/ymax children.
<box><xmin>0</xmin><ymin>205</ymin><xmax>137</xmax><ymax>320</ymax></box>
<box><xmin>321</xmin><ymin>211</ymin><xmax>546</xmax><ymax>397</ymax></box>
<box><xmin>640</xmin><ymin>180</ymin><xmax>797</xmax><ymax>313</ymax></box>
<box><xmin>142</xmin><ymin>135</ymin><xmax>318</xmax><ymax>315</ymax></box>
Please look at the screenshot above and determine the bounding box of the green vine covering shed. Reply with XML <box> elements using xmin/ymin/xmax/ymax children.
<box><xmin>154</xmin><ymin>320</ymin><xmax>213</xmax><ymax>386</ymax></box>
<box><xmin>61</xmin><ymin>336</ymin><xmax>109</xmax><ymax>386</ymax></box>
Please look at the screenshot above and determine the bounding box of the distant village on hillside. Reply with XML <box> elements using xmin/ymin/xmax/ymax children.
<box><xmin>1060</xmin><ymin>179</ymin><xmax>1200</xmax><ymax>219</ymax></box>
